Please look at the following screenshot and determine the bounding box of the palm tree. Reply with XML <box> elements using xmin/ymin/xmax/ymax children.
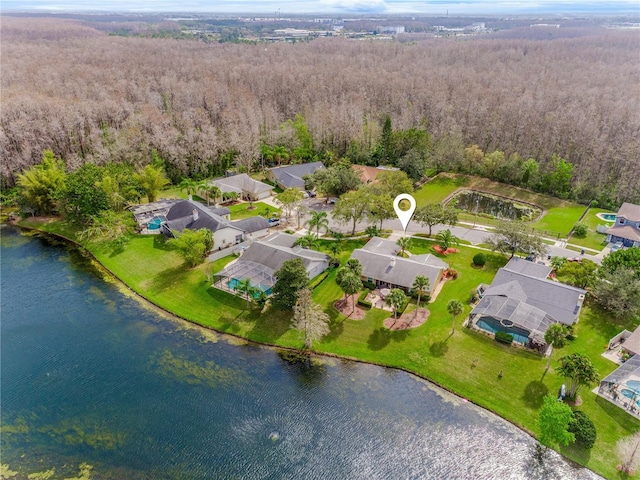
<box><xmin>447</xmin><ymin>299</ymin><xmax>463</xmax><ymax>334</ymax></box>
<box><xmin>412</xmin><ymin>275</ymin><xmax>430</xmax><ymax>311</ymax></box>
<box><xmin>328</xmin><ymin>242</ymin><xmax>342</xmax><ymax>266</ymax></box>
<box><xmin>206</xmin><ymin>185</ymin><xmax>221</xmax><ymax>206</ymax></box>
<box><xmin>544</xmin><ymin>323</ymin><xmax>569</xmax><ymax>371</ymax></box>
<box><xmin>305</xmin><ymin>211</ymin><xmax>329</xmax><ymax>238</ymax></box>
<box><xmin>436</xmin><ymin>229</ymin><xmax>460</xmax><ymax>252</ymax></box>
<box><xmin>273</xmin><ymin>145</ymin><xmax>290</xmax><ymax>166</ymax></box>
<box><xmin>396</xmin><ymin>236</ymin><xmax>411</xmax><ymax>257</ymax></box>
<box><xmin>345</xmin><ymin>258</ymin><xmax>362</xmax><ymax>277</ymax></box>
<box><xmin>179</xmin><ymin>178</ymin><xmax>198</xmax><ymax>198</ymax></box>
<box><xmin>386</xmin><ymin>288</ymin><xmax>407</xmax><ymax>321</ymax></box>
<box><xmin>234</xmin><ymin>278</ymin><xmax>254</xmax><ymax>309</ymax></box>
<box><xmin>294</xmin><ymin>233</ymin><xmax>319</xmax><ymax>250</ymax></box>
<box><xmin>223</xmin><ymin>191</ymin><xmax>240</xmax><ymax>204</ymax></box>
<box><xmin>336</xmin><ymin>268</ymin><xmax>362</xmax><ymax>313</ymax></box>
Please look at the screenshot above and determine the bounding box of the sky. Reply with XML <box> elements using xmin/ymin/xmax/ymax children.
<box><xmin>2</xmin><ymin>0</ymin><xmax>639</xmax><ymax>14</ymax></box>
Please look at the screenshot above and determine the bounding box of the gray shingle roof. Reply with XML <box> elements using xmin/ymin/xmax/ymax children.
<box><xmin>350</xmin><ymin>248</ymin><xmax>445</xmax><ymax>293</ymax></box>
<box><xmin>503</xmin><ymin>257</ymin><xmax>551</xmax><ymax>279</ymax></box>
<box><xmin>606</xmin><ymin>225</ymin><xmax>640</xmax><ymax>242</ymax></box>
<box><xmin>212</xmin><ymin>173</ymin><xmax>272</xmax><ymax>195</ymax></box>
<box><xmin>484</xmin><ymin>267</ymin><xmax>585</xmax><ymax>325</ymax></box>
<box><xmin>270</xmin><ymin>162</ymin><xmax>324</xmax><ymax>189</ymax></box>
<box><xmin>624</xmin><ymin>326</ymin><xmax>640</xmax><ymax>356</ymax></box>
<box><xmin>362</xmin><ymin>237</ymin><xmax>448</xmax><ymax>269</ymax></box>
<box><xmin>617</xmin><ymin>202</ymin><xmax>640</xmax><ymax>222</ymax></box>
<box><xmin>231</xmin><ymin>216</ymin><xmax>270</xmax><ymax>233</ymax></box>
<box><xmin>239</xmin><ymin>232</ymin><xmax>329</xmax><ymax>276</ymax></box>
<box><xmin>165</xmin><ymin>199</ymin><xmax>242</xmax><ymax>234</ymax></box>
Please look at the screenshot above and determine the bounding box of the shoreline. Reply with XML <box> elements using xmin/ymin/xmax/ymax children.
<box><xmin>9</xmin><ymin>221</ymin><xmax>597</xmax><ymax>477</ymax></box>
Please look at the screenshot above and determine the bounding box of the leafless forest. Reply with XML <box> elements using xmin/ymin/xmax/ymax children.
<box><xmin>2</xmin><ymin>17</ymin><xmax>639</xmax><ymax>204</ymax></box>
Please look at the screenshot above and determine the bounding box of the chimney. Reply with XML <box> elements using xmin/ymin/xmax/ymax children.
<box><xmin>188</xmin><ymin>194</ymin><xmax>193</xmax><ymax>201</ymax></box>
<box><xmin>577</xmin><ymin>294</ymin><xmax>585</xmax><ymax>307</ymax></box>
<box><xmin>389</xmin><ymin>257</ymin><xmax>396</xmax><ymax>268</ymax></box>
<box><xmin>192</xmin><ymin>209</ymin><xmax>199</xmax><ymax>222</ymax></box>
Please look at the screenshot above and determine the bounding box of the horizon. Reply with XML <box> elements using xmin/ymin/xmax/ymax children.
<box><xmin>2</xmin><ymin>0</ymin><xmax>639</xmax><ymax>15</ymax></box>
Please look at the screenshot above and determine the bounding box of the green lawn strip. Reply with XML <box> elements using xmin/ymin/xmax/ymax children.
<box><xmin>18</xmin><ymin>218</ymin><xmax>640</xmax><ymax>478</ymax></box>
<box><xmin>227</xmin><ymin>202</ymin><xmax>279</xmax><ymax>220</ymax></box>
<box><xmin>531</xmin><ymin>205</ymin><xmax>586</xmax><ymax>238</ymax></box>
<box><xmin>413</xmin><ymin>174</ymin><xmax>470</xmax><ymax>206</ymax></box>
<box><xmin>568</xmin><ymin>208</ymin><xmax>614</xmax><ymax>251</ymax></box>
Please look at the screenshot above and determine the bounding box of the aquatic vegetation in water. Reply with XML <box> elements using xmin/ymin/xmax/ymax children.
<box><xmin>37</xmin><ymin>420</ymin><xmax>125</xmax><ymax>450</ymax></box>
<box><xmin>28</xmin><ymin>468</ymin><xmax>56</xmax><ymax>479</ymax></box>
<box><xmin>152</xmin><ymin>350</ymin><xmax>247</xmax><ymax>388</ymax></box>
<box><xmin>0</xmin><ymin>464</ymin><xmax>18</xmax><ymax>478</ymax></box>
<box><xmin>63</xmin><ymin>463</ymin><xmax>93</xmax><ymax>480</ymax></box>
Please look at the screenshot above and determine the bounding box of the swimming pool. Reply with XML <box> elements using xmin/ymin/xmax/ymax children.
<box><xmin>621</xmin><ymin>389</ymin><xmax>640</xmax><ymax>408</ymax></box>
<box><xmin>627</xmin><ymin>380</ymin><xmax>640</xmax><ymax>390</ymax></box>
<box><xmin>227</xmin><ymin>278</ymin><xmax>272</xmax><ymax>296</ymax></box>
<box><xmin>597</xmin><ymin>213</ymin><xmax>616</xmax><ymax>222</ymax></box>
<box><xmin>147</xmin><ymin>216</ymin><xmax>165</xmax><ymax>230</ymax></box>
<box><xmin>476</xmin><ymin>317</ymin><xmax>530</xmax><ymax>345</ymax></box>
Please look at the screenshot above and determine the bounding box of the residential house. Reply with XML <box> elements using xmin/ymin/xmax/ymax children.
<box><xmin>266</xmin><ymin>162</ymin><xmax>325</xmax><ymax>190</ymax></box>
<box><xmin>211</xmin><ymin>173</ymin><xmax>273</xmax><ymax>202</ymax></box>
<box><xmin>606</xmin><ymin>202</ymin><xmax>640</xmax><ymax>248</ymax></box>
<box><xmin>470</xmin><ymin>257</ymin><xmax>586</xmax><ymax>349</ymax></box>
<box><xmin>213</xmin><ymin>232</ymin><xmax>330</xmax><ymax>295</ymax></box>
<box><xmin>597</xmin><ymin>354</ymin><xmax>640</xmax><ymax>420</ymax></box>
<box><xmin>162</xmin><ymin>199</ymin><xmax>270</xmax><ymax>248</ymax></box>
<box><xmin>352</xmin><ymin>165</ymin><xmax>399</xmax><ymax>184</ymax></box>
<box><xmin>348</xmin><ymin>237</ymin><xmax>448</xmax><ymax>296</ymax></box>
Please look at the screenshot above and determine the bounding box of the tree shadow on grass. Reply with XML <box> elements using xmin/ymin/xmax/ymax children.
<box><xmin>429</xmin><ymin>340</ymin><xmax>449</xmax><ymax>357</ymax></box>
<box><xmin>390</xmin><ymin>329</ymin><xmax>409</xmax><ymax>342</ymax></box>
<box><xmin>595</xmin><ymin>395</ymin><xmax>640</xmax><ymax>432</ymax></box>
<box><xmin>324</xmin><ymin>318</ymin><xmax>344</xmax><ymax>342</ymax></box>
<box><xmin>522</xmin><ymin>381</ymin><xmax>549</xmax><ymax>409</ymax></box>
<box><xmin>367</xmin><ymin>328</ymin><xmax>391</xmax><ymax>351</ymax></box>
<box><xmin>248</xmin><ymin>310</ymin><xmax>291</xmax><ymax>343</ymax></box>
<box><xmin>153</xmin><ymin>234</ymin><xmax>172</xmax><ymax>251</ymax></box>
<box><xmin>150</xmin><ymin>265</ymin><xmax>191</xmax><ymax>292</ymax></box>
<box><xmin>559</xmin><ymin>442</ymin><xmax>592</xmax><ymax>466</ymax></box>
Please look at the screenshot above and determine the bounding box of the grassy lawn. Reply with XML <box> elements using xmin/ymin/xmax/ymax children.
<box><xmin>228</xmin><ymin>202</ymin><xmax>280</xmax><ymax>220</ymax></box>
<box><xmin>414</xmin><ymin>174</ymin><xmax>589</xmax><ymax>239</ymax></box>
<box><xmin>19</xmin><ymin>217</ymin><xmax>640</xmax><ymax>479</ymax></box>
<box><xmin>413</xmin><ymin>174</ymin><xmax>469</xmax><ymax>206</ymax></box>
<box><xmin>531</xmin><ymin>205</ymin><xmax>586</xmax><ymax>238</ymax></box>
<box><xmin>568</xmin><ymin>207</ymin><xmax>614</xmax><ymax>251</ymax></box>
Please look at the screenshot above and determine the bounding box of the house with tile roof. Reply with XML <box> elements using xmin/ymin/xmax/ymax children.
<box><xmin>266</xmin><ymin>162</ymin><xmax>325</xmax><ymax>190</ymax></box>
<box><xmin>606</xmin><ymin>202</ymin><xmax>640</xmax><ymax>248</ymax></box>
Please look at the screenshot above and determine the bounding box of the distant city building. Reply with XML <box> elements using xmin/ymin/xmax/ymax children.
<box><xmin>376</xmin><ymin>25</ymin><xmax>405</xmax><ymax>34</ymax></box>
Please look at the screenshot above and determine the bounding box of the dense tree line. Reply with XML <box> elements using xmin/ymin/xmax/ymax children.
<box><xmin>2</xmin><ymin>17</ymin><xmax>639</xmax><ymax>207</ymax></box>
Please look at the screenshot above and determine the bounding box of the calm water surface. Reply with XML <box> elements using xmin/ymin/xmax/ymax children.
<box><xmin>1</xmin><ymin>227</ymin><xmax>600</xmax><ymax>479</ymax></box>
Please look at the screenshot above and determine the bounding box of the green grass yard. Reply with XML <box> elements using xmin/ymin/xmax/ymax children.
<box><xmin>227</xmin><ymin>202</ymin><xmax>279</xmax><ymax>220</ymax></box>
<box><xmin>18</xmin><ymin>217</ymin><xmax>640</xmax><ymax>479</ymax></box>
<box><xmin>568</xmin><ymin>207</ymin><xmax>615</xmax><ymax>251</ymax></box>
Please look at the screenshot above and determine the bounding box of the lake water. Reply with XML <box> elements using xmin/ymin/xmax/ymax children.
<box><xmin>0</xmin><ymin>226</ymin><xmax>600</xmax><ymax>479</ymax></box>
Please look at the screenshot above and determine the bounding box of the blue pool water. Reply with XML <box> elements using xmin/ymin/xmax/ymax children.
<box><xmin>147</xmin><ymin>216</ymin><xmax>165</xmax><ymax>230</ymax></box>
<box><xmin>476</xmin><ymin>317</ymin><xmax>530</xmax><ymax>345</ymax></box>
<box><xmin>627</xmin><ymin>380</ymin><xmax>640</xmax><ymax>390</ymax></box>
<box><xmin>599</xmin><ymin>213</ymin><xmax>616</xmax><ymax>222</ymax></box>
<box><xmin>621</xmin><ymin>389</ymin><xmax>640</xmax><ymax>408</ymax></box>
<box><xmin>227</xmin><ymin>278</ymin><xmax>272</xmax><ymax>296</ymax></box>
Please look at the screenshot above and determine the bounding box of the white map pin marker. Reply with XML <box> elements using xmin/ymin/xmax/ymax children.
<box><xmin>393</xmin><ymin>193</ymin><xmax>417</xmax><ymax>234</ymax></box>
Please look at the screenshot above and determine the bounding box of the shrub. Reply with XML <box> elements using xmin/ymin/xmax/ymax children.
<box><xmin>357</xmin><ymin>289</ymin><xmax>372</xmax><ymax>308</ymax></box>
<box><xmin>495</xmin><ymin>331</ymin><xmax>514</xmax><ymax>344</ymax></box>
<box><xmin>472</xmin><ymin>253</ymin><xmax>486</xmax><ymax>267</ymax></box>
<box><xmin>445</xmin><ymin>269</ymin><xmax>459</xmax><ymax>279</ymax></box>
<box><xmin>362</xmin><ymin>280</ymin><xmax>376</xmax><ymax>290</ymax></box>
<box><xmin>310</xmin><ymin>271</ymin><xmax>330</xmax><ymax>289</ymax></box>
<box><xmin>573</xmin><ymin>223</ymin><xmax>588</xmax><ymax>238</ymax></box>
<box><xmin>568</xmin><ymin>410</ymin><xmax>596</xmax><ymax>449</ymax></box>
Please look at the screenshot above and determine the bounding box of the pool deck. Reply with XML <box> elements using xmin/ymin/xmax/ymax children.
<box><xmin>596</xmin><ymin>375</ymin><xmax>640</xmax><ymax>420</ymax></box>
